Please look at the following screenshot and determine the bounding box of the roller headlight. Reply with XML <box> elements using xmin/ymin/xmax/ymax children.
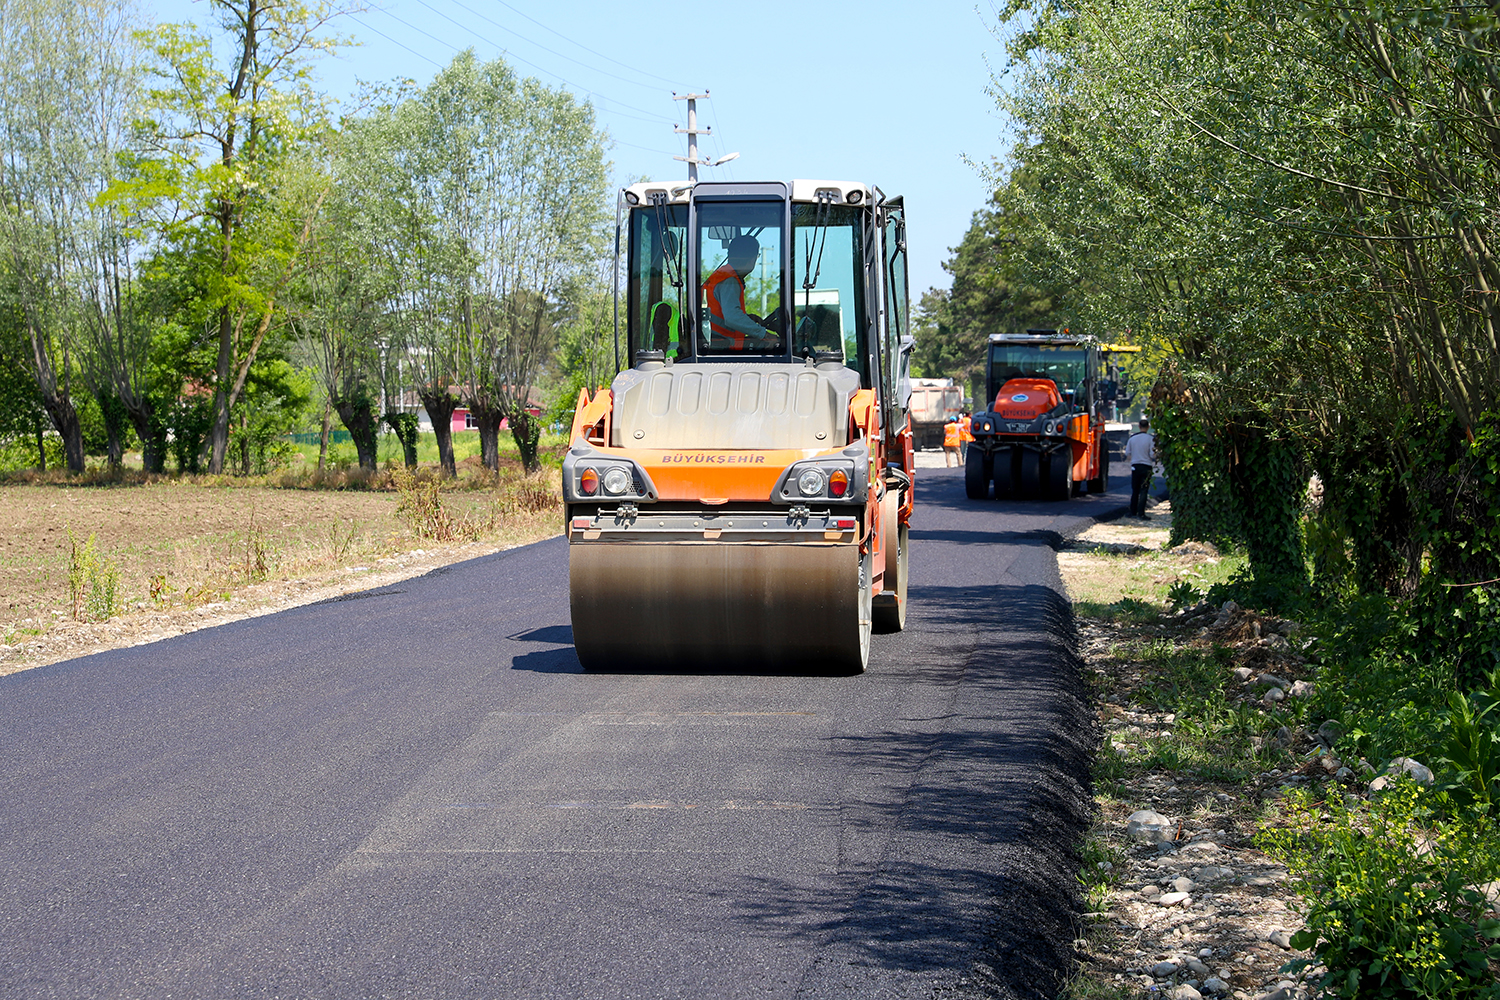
<box><xmin>602</xmin><ymin>467</ymin><xmax>631</xmax><ymax>495</ymax></box>
<box><xmin>1045</xmin><ymin>421</ymin><xmax>1056</xmax><ymax>435</ymax></box>
<box><xmin>797</xmin><ymin>469</ymin><xmax>826</xmax><ymax>497</ymax></box>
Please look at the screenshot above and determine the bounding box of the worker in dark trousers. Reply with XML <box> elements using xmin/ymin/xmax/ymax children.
<box><xmin>1125</xmin><ymin>416</ymin><xmax>1157</xmax><ymax>518</ymax></box>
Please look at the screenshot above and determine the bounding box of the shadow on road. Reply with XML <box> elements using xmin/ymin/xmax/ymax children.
<box><xmin>917</xmin><ymin>464</ymin><xmax>1131</xmax><ymax>522</ymax></box>
<box><xmin>726</xmin><ymin>581</ymin><xmax>1096</xmax><ymax>997</ymax></box>
<box><xmin>909</xmin><ymin>527</ymin><xmax>1067</xmax><ymax>548</ymax></box>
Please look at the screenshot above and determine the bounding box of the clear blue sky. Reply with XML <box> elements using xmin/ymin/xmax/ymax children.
<box><xmin>148</xmin><ymin>0</ymin><xmax>1015</xmax><ymax>296</ymax></box>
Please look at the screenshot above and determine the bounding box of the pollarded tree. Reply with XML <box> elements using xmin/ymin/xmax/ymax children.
<box><xmin>420</xmin><ymin>53</ymin><xmax>610</xmax><ymax>474</ymax></box>
<box><xmin>291</xmin><ymin>153</ymin><xmax>386</xmax><ymax>471</ymax></box>
<box><xmin>336</xmin><ymin>86</ymin><xmax>470</xmax><ymax>477</ymax></box>
<box><xmin>0</xmin><ymin>0</ymin><xmax>145</xmax><ymax>472</ymax></box>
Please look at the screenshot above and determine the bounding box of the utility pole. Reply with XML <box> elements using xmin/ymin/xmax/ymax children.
<box><xmin>673</xmin><ymin>91</ymin><xmax>711</xmax><ymax>182</ymax></box>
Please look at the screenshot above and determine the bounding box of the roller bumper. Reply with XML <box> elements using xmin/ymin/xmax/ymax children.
<box><xmin>568</xmin><ymin>506</ymin><xmax>859</xmax><ymax>544</ymax></box>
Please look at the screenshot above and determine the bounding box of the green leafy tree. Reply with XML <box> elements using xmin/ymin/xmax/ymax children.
<box><xmin>335</xmin><ymin>83</ymin><xmax>468</xmax><ymax>477</ymax></box>
<box><xmin>990</xmin><ymin>0</ymin><xmax>1500</xmax><ymax>619</ymax></box>
<box><xmin>116</xmin><ymin>0</ymin><xmax>343</xmax><ymax>475</ymax></box>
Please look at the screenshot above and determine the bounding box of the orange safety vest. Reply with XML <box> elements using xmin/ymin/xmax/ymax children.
<box><xmin>960</xmin><ymin>415</ymin><xmax>974</xmax><ymax>443</ymax></box>
<box><xmin>943</xmin><ymin>421</ymin><xmax>962</xmax><ymax>448</ymax></box>
<box><xmin>703</xmin><ymin>264</ymin><xmax>750</xmax><ymax>348</ymax></box>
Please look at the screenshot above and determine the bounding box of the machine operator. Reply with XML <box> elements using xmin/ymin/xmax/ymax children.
<box><xmin>703</xmin><ymin>235</ymin><xmax>782</xmax><ymax>350</ymax></box>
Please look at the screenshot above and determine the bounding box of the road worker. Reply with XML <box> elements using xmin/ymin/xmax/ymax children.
<box><xmin>703</xmin><ymin>235</ymin><xmax>781</xmax><ymax>351</ymax></box>
<box><xmin>1125</xmin><ymin>416</ymin><xmax>1157</xmax><ymax>518</ymax></box>
<box><xmin>959</xmin><ymin>411</ymin><xmax>973</xmax><ymax>462</ymax></box>
<box><xmin>943</xmin><ymin>417</ymin><xmax>962</xmax><ymax>467</ymax></box>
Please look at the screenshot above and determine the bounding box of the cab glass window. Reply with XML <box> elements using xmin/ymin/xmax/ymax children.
<box><xmin>628</xmin><ymin>204</ymin><xmax>689</xmax><ymax>360</ymax></box>
<box><xmin>792</xmin><ymin>204</ymin><xmax>866</xmax><ymax>377</ymax></box>
<box><xmin>696</xmin><ymin>201</ymin><xmax>785</xmax><ymax>355</ymax></box>
<box><xmin>989</xmin><ymin>345</ymin><xmax>1089</xmax><ymax>403</ymax></box>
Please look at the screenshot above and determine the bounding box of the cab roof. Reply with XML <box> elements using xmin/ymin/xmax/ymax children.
<box><xmin>987</xmin><ymin>332</ymin><xmax>1141</xmax><ymax>353</ymax></box>
<box><xmin>622</xmin><ymin>179</ymin><xmax>876</xmax><ymax>206</ymax></box>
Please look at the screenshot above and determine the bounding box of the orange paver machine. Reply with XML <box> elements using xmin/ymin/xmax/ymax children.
<box><xmin>563</xmin><ymin>180</ymin><xmax>915</xmax><ymax>672</ymax></box>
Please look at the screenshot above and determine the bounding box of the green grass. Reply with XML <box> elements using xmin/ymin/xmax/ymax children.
<box><xmin>1067</xmin><ymin>548</ymin><xmax>1248</xmax><ymax>621</ymax></box>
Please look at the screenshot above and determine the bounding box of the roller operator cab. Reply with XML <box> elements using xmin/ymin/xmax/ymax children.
<box><xmin>964</xmin><ymin>331</ymin><xmax>1139</xmax><ymax>501</ymax></box>
<box><xmin>564</xmin><ymin>180</ymin><xmax>915</xmax><ymax>673</ymax></box>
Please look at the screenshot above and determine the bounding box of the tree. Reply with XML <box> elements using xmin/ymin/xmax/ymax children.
<box><xmin>422</xmin><ymin>53</ymin><xmax>610</xmax><ymax>474</ymax></box>
<box><xmin>0</xmin><ymin>0</ymin><xmax>145</xmax><ymax>472</ymax></box>
<box><xmin>989</xmin><ymin>0</ymin><xmax>1500</xmax><ymax>612</ymax></box>
<box><xmin>336</xmin><ymin>85</ymin><xmax>466</xmax><ymax>476</ymax></box>
<box><xmin>548</xmin><ymin>277</ymin><xmax>616</xmax><ymax>428</ymax></box>
<box><xmin>292</xmin><ymin>151</ymin><xmax>385</xmax><ymax>471</ymax></box>
<box><xmin>120</xmin><ymin>0</ymin><xmax>342</xmax><ymax>474</ymax></box>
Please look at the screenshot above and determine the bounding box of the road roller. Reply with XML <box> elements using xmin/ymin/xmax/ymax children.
<box><xmin>965</xmin><ymin>330</ymin><xmax>1140</xmax><ymax>500</ymax></box>
<box><xmin>563</xmin><ymin>179</ymin><xmax>915</xmax><ymax>672</ymax></box>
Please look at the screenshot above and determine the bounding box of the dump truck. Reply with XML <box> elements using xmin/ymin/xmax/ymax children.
<box><xmin>965</xmin><ymin>330</ymin><xmax>1138</xmax><ymax>500</ymax></box>
<box><xmin>563</xmin><ymin>179</ymin><xmax>915</xmax><ymax>673</ymax></box>
<box><xmin>908</xmin><ymin>378</ymin><xmax>963</xmax><ymax>450</ymax></box>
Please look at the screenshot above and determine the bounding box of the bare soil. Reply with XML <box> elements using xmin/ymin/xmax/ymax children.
<box><xmin>0</xmin><ymin>478</ymin><xmax>560</xmax><ymax>675</ymax></box>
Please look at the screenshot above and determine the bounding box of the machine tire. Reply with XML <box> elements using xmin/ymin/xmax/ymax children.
<box><xmin>1047</xmin><ymin>449</ymin><xmax>1073</xmax><ymax>501</ymax></box>
<box><xmin>1088</xmin><ymin>447</ymin><xmax>1109</xmax><ymax>494</ymax></box>
<box><xmin>1019</xmin><ymin>448</ymin><xmax>1042</xmax><ymax>498</ymax></box>
<box><xmin>851</xmin><ymin>547</ymin><xmax>873</xmax><ymax>673</ymax></box>
<box><xmin>872</xmin><ymin>491</ymin><xmax>908</xmax><ymax>633</ymax></box>
<box><xmin>964</xmin><ymin>448</ymin><xmax>993</xmax><ymax>499</ymax></box>
<box><xmin>993</xmin><ymin>447</ymin><xmax>1015</xmax><ymax>497</ymax></box>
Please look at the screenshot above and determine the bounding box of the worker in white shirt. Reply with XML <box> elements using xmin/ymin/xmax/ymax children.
<box><xmin>1125</xmin><ymin>416</ymin><xmax>1157</xmax><ymax>518</ymax></box>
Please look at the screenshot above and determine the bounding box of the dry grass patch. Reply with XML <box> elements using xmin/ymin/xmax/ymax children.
<box><xmin>0</xmin><ymin>469</ymin><xmax>562</xmax><ymax>675</ymax></box>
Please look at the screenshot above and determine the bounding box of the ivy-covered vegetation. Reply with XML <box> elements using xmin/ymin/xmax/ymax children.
<box><xmin>936</xmin><ymin>1</ymin><xmax>1500</xmax><ymax>993</ymax></box>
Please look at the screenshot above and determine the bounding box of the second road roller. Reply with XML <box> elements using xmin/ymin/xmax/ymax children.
<box><xmin>562</xmin><ymin>179</ymin><xmax>915</xmax><ymax>673</ymax></box>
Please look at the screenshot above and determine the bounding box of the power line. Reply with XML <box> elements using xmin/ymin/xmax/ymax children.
<box><xmin>439</xmin><ymin>0</ymin><xmax>678</xmax><ymax>101</ymax></box>
<box><xmin>347</xmin><ymin>13</ymin><xmax>445</xmax><ymax>69</ymax></box>
<box><xmin>347</xmin><ymin>15</ymin><xmax>678</xmax><ymax>157</ymax></box>
<box><xmin>486</xmin><ymin>0</ymin><xmax>681</xmax><ymax>87</ymax></box>
<box><xmin>368</xmin><ymin>6</ymin><xmax>677</xmax><ymax>131</ymax></box>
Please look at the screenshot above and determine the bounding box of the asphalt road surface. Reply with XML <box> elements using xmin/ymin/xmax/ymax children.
<box><xmin>1</xmin><ymin>467</ymin><xmax>1125</xmax><ymax>1000</ymax></box>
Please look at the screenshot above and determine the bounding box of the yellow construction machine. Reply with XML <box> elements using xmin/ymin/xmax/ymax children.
<box><xmin>563</xmin><ymin>180</ymin><xmax>915</xmax><ymax>672</ymax></box>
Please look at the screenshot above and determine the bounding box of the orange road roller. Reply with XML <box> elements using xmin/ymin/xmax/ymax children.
<box><xmin>563</xmin><ymin>180</ymin><xmax>916</xmax><ymax>672</ymax></box>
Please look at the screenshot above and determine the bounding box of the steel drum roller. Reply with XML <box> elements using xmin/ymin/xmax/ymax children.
<box><xmin>569</xmin><ymin>542</ymin><xmax>866</xmax><ymax>673</ymax></box>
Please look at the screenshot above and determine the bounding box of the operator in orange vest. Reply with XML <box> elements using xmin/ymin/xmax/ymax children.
<box><xmin>703</xmin><ymin>235</ymin><xmax>781</xmax><ymax>350</ymax></box>
<box><xmin>943</xmin><ymin>417</ymin><xmax>962</xmax><ymax>467</ymax></box>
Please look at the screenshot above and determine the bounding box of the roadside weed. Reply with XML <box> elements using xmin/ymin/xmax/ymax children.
<box><xmin>1260</xmin><ymin>783</ymin><xmax>1500</xmax><ymax>999</ymax></box>
<box><xmin>67</xmin><ymin>529</ymin><xmax>120</xmax><ymax>622</ymax></box>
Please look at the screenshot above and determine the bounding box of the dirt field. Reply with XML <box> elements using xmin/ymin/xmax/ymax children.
<box><xmin>0</xmin><ymin>477</ymin><xmax>561</xmax><ymax>675</ymax></box>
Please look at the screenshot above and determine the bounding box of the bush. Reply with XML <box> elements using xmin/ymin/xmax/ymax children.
<box><xmin>0</xmin><ymin>433</ymin><xmax>64</xmax><ymax>473</ymax></box>
<box><xmin>1261</xmin><ymin>783</ymin><xmax>1500</xmax><ymax>999</ymax></box>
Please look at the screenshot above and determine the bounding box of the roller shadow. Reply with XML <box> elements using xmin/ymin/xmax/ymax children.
<box><xmin>505</xmin><ymin>623</ymin><xmax>859</xmax><ymax>677</ymax></box>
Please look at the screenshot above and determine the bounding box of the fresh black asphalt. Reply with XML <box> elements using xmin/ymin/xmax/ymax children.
<box><xmin>1</xmin><ymin>466</ymin><xmax>1127</xmax><ymax>999</ymax></box>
